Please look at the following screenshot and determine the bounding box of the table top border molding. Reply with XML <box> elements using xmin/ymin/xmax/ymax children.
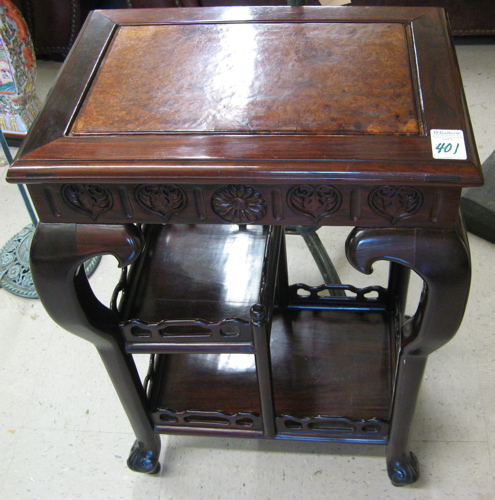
<box><xmin>8</xmin><ymin>6</ymin><xmax>482</xmax><ymax>189</ymax></box>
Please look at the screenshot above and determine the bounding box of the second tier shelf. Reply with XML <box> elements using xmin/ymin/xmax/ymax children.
<box><xmin>119</xmin><ymin>223</ymin><xmax>281</xmax><ymax>353</ymax></box>
<box><xmin>117</xmin><ymin>223</ymin><xmax>397</xmax><ymax>443</ymax></box>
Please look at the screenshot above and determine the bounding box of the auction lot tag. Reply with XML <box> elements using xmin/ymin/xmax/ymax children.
<box><xmin>431</xmin><ymin>129</ymin><xmax>467</xmax><ymax>160</ymax></box>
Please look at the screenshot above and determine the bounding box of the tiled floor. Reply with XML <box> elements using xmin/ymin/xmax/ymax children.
<box><xmin>1</xmin><ymin>31</ymin><xmax>494</xmax><ymax>500</ymax></box>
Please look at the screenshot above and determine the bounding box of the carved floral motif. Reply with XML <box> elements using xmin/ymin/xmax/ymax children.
<box><xmin>369</xmin><ymin>186</ymin><xmax>422</xmax><ymax>223</ymax></box>
<box><xmin>211</xmin><ymin>185</ymin><xmax>266</xmax><ymax>223</ymax></box>
<box><xmin>61</xmin><ymin>183</ymin><xmax>113</xmax><ymax>220</ymax></box>
<box><xmin>287</xmin><ymin>184</ymin><xmax>342</xmax><ymax>223</ymax></box>
<box><xmin>135</xmin><ymin>184</ymin><xmax>187</xmax><ymax>221</ymax></box>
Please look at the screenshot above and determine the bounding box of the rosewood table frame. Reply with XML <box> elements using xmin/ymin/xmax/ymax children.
<box><xmin>7</xmin><ymin>6</ymin><xmax>482</xmax><ymax>486</ymax></box>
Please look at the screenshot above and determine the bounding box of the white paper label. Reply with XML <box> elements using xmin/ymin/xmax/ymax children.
<box><xmin>431</xmin><ymin>129</ymin><xmax>467</xmax><ymax>160</ymax></box>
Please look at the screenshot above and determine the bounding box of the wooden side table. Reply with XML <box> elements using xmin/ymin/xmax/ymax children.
<box><xmin>7</xmin><ymin>6</ymin><xmax>482</xmax><ymax>485</ymax></box>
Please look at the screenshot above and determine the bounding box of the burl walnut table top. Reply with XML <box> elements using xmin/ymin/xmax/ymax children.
<box><xmin>72</xmin><ymin>21</ymin><xmax>418</xmax><ymax>136</ymax></box>
<box><xmin>7</xmin><ymin>7</ymin><xmax>482</xmax><ymax>228</ymax></box>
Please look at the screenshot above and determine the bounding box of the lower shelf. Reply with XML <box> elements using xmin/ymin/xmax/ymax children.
<box><xmin>149</xmin><ymin>307</ymin><xmax>397</xmax><ymax>443</ymax></box>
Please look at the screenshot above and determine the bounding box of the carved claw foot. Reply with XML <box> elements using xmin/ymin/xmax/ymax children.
<box><xmin>127</xmin><ymin>440</ymin><xmax>161</xmax><ymax>474</ymax></box>
<box><xmin>388</xmin><ymin>451</ymin><xmax>420</xmax><ymax>486</ymax></box>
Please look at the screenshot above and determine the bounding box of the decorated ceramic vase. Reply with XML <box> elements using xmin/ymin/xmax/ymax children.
<box><xmin>0</xmin><ymin>0</ymin><xmax>41</xmax><ymax>140</ymax></box>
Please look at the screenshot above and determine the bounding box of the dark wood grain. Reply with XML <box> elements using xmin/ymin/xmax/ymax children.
<box><xmin>149</xmin><ymin>308</ymin><xmax>394</xmax><ymax>421</ymax></box>
<box><xmin>26</xmin><ymin>182</ymin><xmax>463</xmax><ymax>228</ymax></box>
<box><xmin>97</xmin><ymin>5</ymin><xmax>448</xmax><ymax>25</ymax></box>
<box><xmin>17</xmin><ymin>11</ymin><xmax>116</xmax><ymax>157</ymax></box>
<box><xmin>346</xmin><ymin>218</ymin><xmax>471</xmax><ymax>485</ymax></box>
<box><xmin>121</xmin><ymin>224</ymin><xmax>269</xmax><ymax>323</ymax></box>
<box><xmin>29</xmin><ymin>223</ymin><xmax>161</xmax><ymax>473</ymax></box>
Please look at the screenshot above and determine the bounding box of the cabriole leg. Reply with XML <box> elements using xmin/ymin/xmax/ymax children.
<box><xmin>346</xmin><ymin>218</ymin><xmax>471</xmax><ymax>486</ymax></box>
<box><xmin>30</xmin><ymin>223</ymin><xmax>161</xmax><ymax>474</ymax></box>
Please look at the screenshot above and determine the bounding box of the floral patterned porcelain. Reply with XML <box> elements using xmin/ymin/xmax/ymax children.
<box><xmin>0</xmin><ymin>0</ymin><xmax>41</xmax><ymax>139</ymax></box>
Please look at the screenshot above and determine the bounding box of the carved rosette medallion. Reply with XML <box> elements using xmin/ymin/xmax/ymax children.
<box><xmin>211</xmin><ymin>185</ymin><xmax>267</xmax><ymax>223</ymax></box>
<box><xmin>61</xmin><ymin>184</ymin><xmax>113</xmax><ymax>220</ymax></box>
<box><xmin>369</xmin><ymin>186</ymin><xmax>422</xmax><ymax>224</ymax></box>
<box><xmin>287</xmin><ymin>184</ymin><xmax>342</xmax><ymax>223</ymax></box>
<box><xmin>135</xmin><ymin>184</ymin><xmax>187</xmax><ymax>221</ymax></box>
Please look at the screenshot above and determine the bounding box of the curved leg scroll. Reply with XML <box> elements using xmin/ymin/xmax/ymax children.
<box><xmin>30</xmin><ymin>223</ymin><xmax>161</xmax><ymax>474</ymax></box>
<box><xmin>346</xmin><ymin>218</ymin><xmax>471</xmax><ymax>486</ymax></box>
